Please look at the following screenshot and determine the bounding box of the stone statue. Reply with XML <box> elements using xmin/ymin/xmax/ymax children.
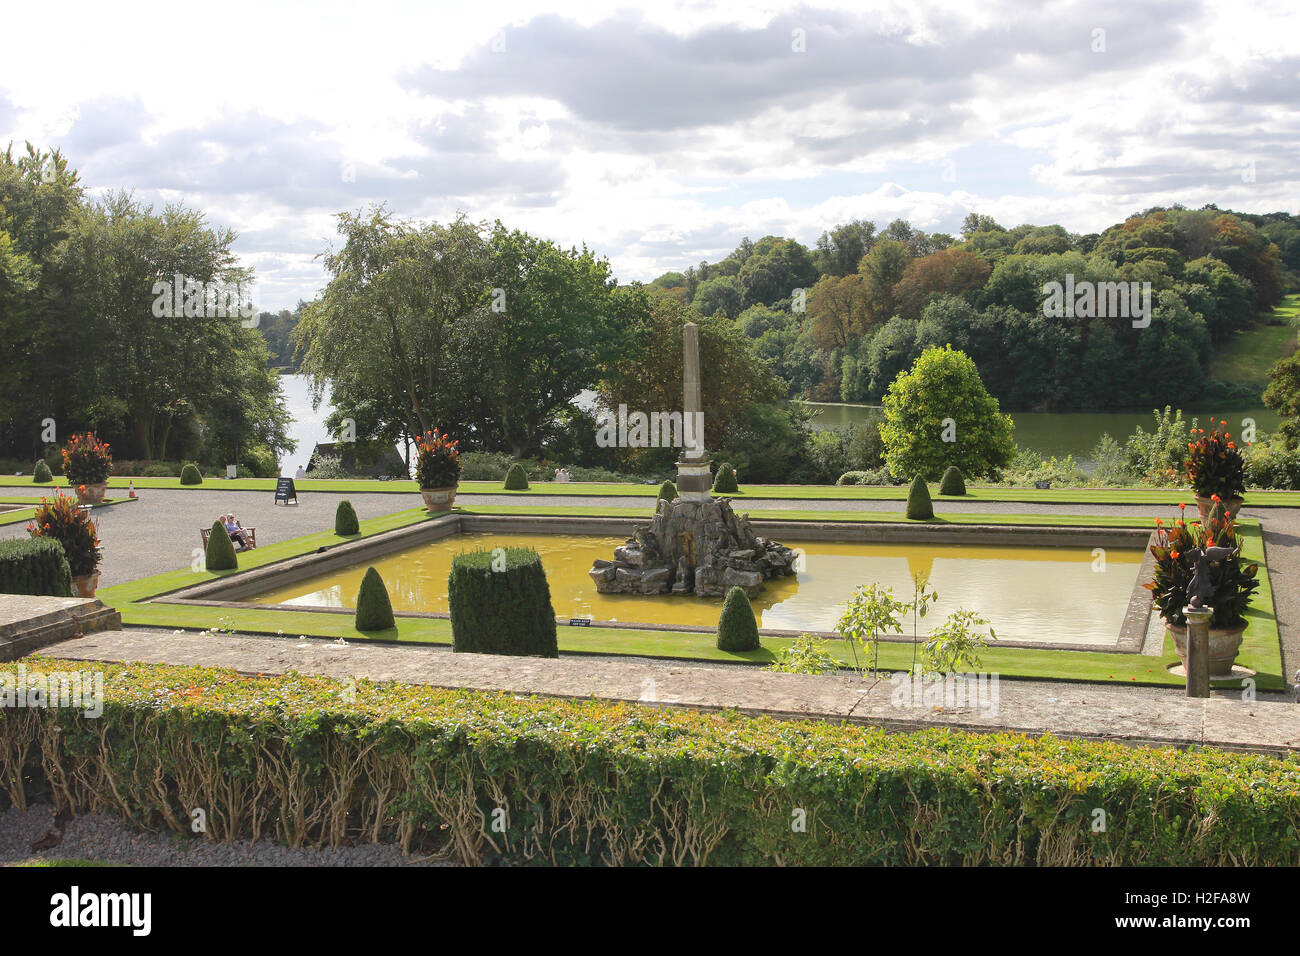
<box><xmin>1185</xmin><ymin>544</ymin><xmax>1237</xmax><ymax>608</ymax></box>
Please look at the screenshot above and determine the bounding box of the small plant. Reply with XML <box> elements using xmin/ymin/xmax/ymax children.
<box><xmin>712</xmin><ymin>462</ymin><xmax>739</xmax><ymax>494</ymax></box>
<box><xmin>657</xmin><ymin>480</ymin><xmax>678</xmax><ymax>501</ymax></box>
<box><xmin>335</xmin><ymin>500</ymin><xmax>360</xmax><ymax>535</ymax></box>
<box><xmin>908</xmin><ymin>572</ymin><xmax>940</xmax><ymax>675</ymax></box>
<box><xmin>205</xmin><ymin>520</ymin><xmax>237</xmax><ymax>571</ymax></box>
<box><xmin>355</xmin><ymin>567</ymin><xmax>396</xmax><ymax>631</ymax></box>
<box><xmin>1144</xmin><ymin>502</ymin><xmax>1258</xmax><ymax>628</ymax></box>
<box><xmin>905</xmin><ymin>475</ymin><xmax>934</xmax><ymax>519</ymax></box>
<box><xmin>414</xmin><ymin>428</ymin><xmax>461</xmax><ymax>489</ymax></box>
<box><xmin>837</xmin><ymin>583</ymin><xmax>907</xmax><ymax>675</ymax></box>
<box><xmin>26</xmin><ymin>492</ymin><xmax>100</xmax><ymax>578</ymax></box>
<box><xmin>1184</xmin><ymin>420</ymin><xmax>1247</xmax><ymax>500</ymax></box>
<box><xmin>33</xmin><ymin>460</ymin><xmax>52</xmax><ymax>483</ymax></box>
<box><xmin>939</xmin><ymin>466</ymin><xmax>965</xmax><ymax>496</ymax></box>
<box><xmin>716</xmin><ymin>586</ymin><xmax>760</xmax><ymax>651</ymax></box>
<box><xmin>504</xmin><ymin>462</ymin><xmax>530</xmax><ymax>490</ymax></box>
<box><xmin>767</xmin><ymin>634</ymin><xmax>842</xmax><ymax>675</ymax></box>
<box><xmin>180</xmin><ymin>463</ymin><xmax>203</xmax><ymax>485</ymax></box>
<box><xmin>920</xmin><ymin>609</ymin><xmax>996</xmax><ymax>674</ymax></box>
<box><xmin>61</xmin><ymin>433</ymin><xmax>111</xmax><ymax>486</ymax></box>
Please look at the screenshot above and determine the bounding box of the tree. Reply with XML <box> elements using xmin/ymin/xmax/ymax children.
<box><xmin>807</xmin><ymin>273</ymin><xmax>873</xmax><ymax>350</ymax></box>
<box><xmin>691</xmin><ymin>276</ymin><xmax>742</xmax><ymax>319</ymax></box>
<box><xmin>892</xmin><ymin>247</ymin><xmax>991</xmax><ymax>319</ymax></box>
<box><xmin>813</xmin><ymin>219</ymin><xmax>876</xmax><ymax>275</ymax></box>
<box><xmin>858</xmin><ymin>239</ymin><xmax>911</xmax><ymax>319</ymax></box>
<box><xmin>1263</xmin><ymin>348</ymin><xmax>1300</xmax><ymax>450</ymax></box>
<box><xmin>879</xmin><ymin>345</ymin><xmax>1015</xmax><ymax>480</ymax></box>
<box><xmin>737</xmin><ymin>238</ymin><xmax>817</xmax><ymax>307</ymax></box>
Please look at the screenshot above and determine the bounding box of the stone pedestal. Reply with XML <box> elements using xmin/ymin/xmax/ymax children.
<box><xmin>676</xmin><ymin>458</ymin><xmax>713</xmax><ymax>501</ymax></box>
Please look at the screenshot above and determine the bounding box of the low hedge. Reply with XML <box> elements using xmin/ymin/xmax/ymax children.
<box><xmin>448</xmin><ymin>547</ymin><xmax>558</xmax><ymax>657</ymax></box>
<box><xmin>0</xmin><ymin>539</ymin><xmax>72</xmax><ymax>596</ymax></box>
<box><xmin>4</xmin><ymin>656</ymin><xmax>1300</xmax><ymax>866</ymax></box>
<box><xmin>504</xmin><ymin>463</ymin><xmax>530</xmax><ymax>490</ymax></box>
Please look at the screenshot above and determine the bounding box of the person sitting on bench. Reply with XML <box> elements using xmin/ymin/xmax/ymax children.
<box><xmin>222</xmin><ymin>513</ymin><xmax>253</xmax><ymax>552</ymax></box>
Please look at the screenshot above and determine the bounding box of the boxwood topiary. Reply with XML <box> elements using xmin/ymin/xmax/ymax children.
<box><xmin>712</xmin><ymin>462</ymin><xmax>738</xmax><ymax>494</ymax></box>
<box><xmin>0</xmin><ymin>538</ymin><xmax>72</xmax><ymax>596</ymax></box>
<box><xmin>33</xmin><ymin>460</ymin><xmax>53</xmax><ymax>483</ymax></box>
<box><xmin>355</xmin><ymin>566</ymin><xmax>396</xmax><ymax>631</ymax></box>
<box><xmin>205</xmin><ymin>521</ymin><xmax>237</xmax><ymax>571</ymax></box>
<box><xmin>716</xmin><ymin>586</ymin><xmax>760</xmax><ymax>651</ymax></box>
<box><xmin>906</xmin><ymin>475</ymin><xmax>934</xmax><ymax>520</ymax></box>
<box><xmin>180</xmin><ymin>463</ymin><xmax>203</xmax><ymax>485</ymax></box>
<box><xmin>449</xmin><ymin>547</ymin><xmax>558</xmax><ymax>657</ymax></box>
<box><xmin>335</xmin><ymin>500</ymin><xmax>360</xmax><ymax>535</ymax></box>
<box><xmin>939</xmin><ymin>466</ymin><xmax>966</xmax><ymax>496</ymax></box>
<box><xmin>504</xmin><ymin>462</ymin><xmax>530</xmax><ymax>490</ymax></box>
<box><xmin>657</xmin><ymin>480</ymin><xmax>678</xmax><ymax>501</ymax></box>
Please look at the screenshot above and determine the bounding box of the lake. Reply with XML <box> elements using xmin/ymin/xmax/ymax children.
<box><xmin>804</xmin><ymin>402</ymin><xmax>1280</xmax><ymax>463</ymax></box>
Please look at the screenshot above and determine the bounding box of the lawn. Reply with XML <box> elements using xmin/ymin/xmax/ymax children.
<box><xmin>96</xmin><ymin>503</ymin><xmax>1283</xmax><ymax>690</ymax></box>
<box><xmin>1210</xmin><ymin>321</ymin><xmax>1297</xmax><ymax>386</ymax></box>
<box><xmin>0</xmin><ymin>496</ymin><xmax>136</xmax><ymax>527</ymax></box>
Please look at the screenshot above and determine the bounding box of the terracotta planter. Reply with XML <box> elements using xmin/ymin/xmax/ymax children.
<box><xmin>419</xmin><ymin>486</ymin><xmax>458</xmax><ymax>513</ymax></box>
<box><xmin>75</xmin><ymin>482</ymin><xmax>109</xmax><ymax>505</ymax></box>
<box><xmin>1166</xmin><ymin>620</ymin><xmax>1247</xmax><ymax>678</ymax></box>
<box><xmin>1194</xmin><ymin>494</ymin><xmax>1243</xmax><ymax>521</ymax></box>
<box><xmin>70</xmin><ymin>571</ymin><xmax>100</xmax><ymax>598</ymax></box>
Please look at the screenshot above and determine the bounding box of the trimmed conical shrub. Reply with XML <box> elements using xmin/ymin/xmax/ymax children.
<box><xmin>504</xmin><ymin>462</ymin><xmax>530</xmax><ymax>490</ymax></box>
<box><xmin>355</xmin><ymin>566</ymin><xmax>396</xmax><ymax>631</ymax></box>
<box><xmin>335</xmin><ymin>499</ymin><xmax>360</xmax><ymax>535</ymax></box>
<box><xmin>939</xmin><ymin>466</ymin><xmax>966</xmax><ymax>496</ymax></box>
<box><xmin>180</xmin><ymin>463</ymin><xmax>203</xmax><ymax>485</ymax></box>
<box><xmin>205</xmin><ymin>521</ymin><xmax>237</xmax><ymax>571</ymax></box>
<box><xmin>449</xmin><ymin>547</ymin><xmax>558</xmax><ymax>657</ymax></box>
<box><xmin>906</xmin><ymin>476</ymin><xmax>934</xmax><ymax>520</ymax></box>
<box><xmin>716</xmin><ymin>586</ymin><xmax>761</xmax><ymax>652</ymax></box>
<box><xmin>712</xmin><ymin>462</ymin><xmax>738</xmax><ymax>494</ymax></box>
<box><xmin>657</xmin><ymin>480</ymin><xmax>678</xmax><ymax>501</ymax></box>
<box><xmin>33</xmin><ymin>461</ymin><xmax>52</xmax><ymax>483</ymax></box>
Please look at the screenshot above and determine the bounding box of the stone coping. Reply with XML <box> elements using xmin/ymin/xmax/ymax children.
<box><xmin>150</xmin><ymin>513</ymin><xmax>1154</xmax><ymax>654</ymax></box>
<box><xmin>0</xmin><ymin>595</ymin><xmax>122</xmax><ymax>662</ymax></box>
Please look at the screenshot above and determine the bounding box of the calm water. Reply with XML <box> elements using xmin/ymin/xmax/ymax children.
<box><xmin>804</xmin><ymin>402</ymin><xmax>1280</xmax><ymax>462</ymax></box>
<box><xmin>251</xmin><ymin>532</ymin><xmax>1141</xmax><ymax>645</ymax></box>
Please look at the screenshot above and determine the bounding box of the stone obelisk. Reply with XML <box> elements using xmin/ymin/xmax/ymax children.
<box><xmin>675</xmin><ymin>321</ymin><xmax>712</xmax><ymax>501</ymax></box>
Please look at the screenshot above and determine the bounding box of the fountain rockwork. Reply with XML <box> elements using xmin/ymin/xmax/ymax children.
<box><xmin>589</xmin><ymin>321</ymin><xmax>798</xmax><ymax>598</ymax></box>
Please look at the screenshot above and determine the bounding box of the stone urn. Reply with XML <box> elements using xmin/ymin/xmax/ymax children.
<box><xmin>419</xmin><ymin>486</ymin><xmax>457</xmax><ymax>513</ymax></box>
<box><xmin>75</xmin><ymin>482</ymin><xmax>109</xmax><ymax>505</ymax></box>
<box><xmin>1194</xmin><ymin>495</ymin><xmax>1243</xmax><ymax>521</ymax></box>
<box><xmin>71</xmin><ymin>571</ymin><xmax>100</xmax><ymax>598</ymax></box>
<box><xmin>1167</xmin><ymin>620</ymin><xmax>1247</xmax><ymax>677</ymax></box>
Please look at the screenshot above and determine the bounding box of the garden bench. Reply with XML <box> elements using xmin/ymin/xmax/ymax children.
<box><xmin>200</xmin><ymin>526</ymin><xmax>257</xmax><ymax>550</ymax></box>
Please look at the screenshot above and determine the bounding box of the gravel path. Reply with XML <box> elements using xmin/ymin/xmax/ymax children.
<box><xmin>0</xmin><ymin>802</ymin><xmax>455</xmax><ymax>867</ymax></box>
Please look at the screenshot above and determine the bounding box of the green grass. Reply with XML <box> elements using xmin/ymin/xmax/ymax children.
<box><xmin>0</xmin><ymin>495</ymin><xmax>136</xmax><ymax>527</ymax></box>
<box><xmin>3</xmin><ymin>474</ymin><xmax>1298</xmax><ymax>506</ymax></box>
<box><xmin>7</xmin><ymin>858</ymin><xmax>123</xmax><ymax>868</ymax></box>
<box><xmin>96</xmin><ymin>499</ymin><xmax>1283</xmax><ymax>690</ymax></box>
<box><xmin>1210</xmin><ymin>321</ymin><xmax>1297</xmax><ymax>386</ymax></box>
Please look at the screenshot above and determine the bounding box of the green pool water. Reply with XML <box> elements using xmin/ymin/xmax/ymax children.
<box><xmin>250</xmin><ymin>532</ymin><xmax>1143</xmax><ymax>646</ymax></box>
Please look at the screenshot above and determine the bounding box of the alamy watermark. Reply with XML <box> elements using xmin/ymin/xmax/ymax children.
<box><xmin>596</xmin><ymin>405</ymin><xmax>704</xmax><ymax>455</ymax></box>
<box><xmin>151</xmin><ymin>274</ymin><xmax>258</xmax><ymax>326</ymax></box>
<box><xmin>1042</xmin><ymin>275</ymin><xmax>1152</xmax><ymax>328</ymax></box>
<box><xmin>1</xmin><ymin>663</ymin><xmax>103</xmax><ymax>718</ymax></box>
<box><xmin>890</xmin><ymin>670</ymin><xmax>1000</xmax><ymax>717</ymax></box>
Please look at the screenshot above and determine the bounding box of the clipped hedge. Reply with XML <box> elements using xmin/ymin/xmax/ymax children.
<box><xmin>712</xmin><ymin>462</ymin><xmax>738</xmax><ymax>494</ymax></box>
<box><xmin>355</xmin><ymin>566</ymin><xmax>395</xmax><ymax>632</ymax></box>
<box><xmin>504</xmin><ymin>463</ymin><xmax>530</xmax><ymax>491</ymax></box>
<box><xmin>448</xmin><ymin>547</ymin><xmax>558</xmax><ymax>657</ymax></box>
<box><xmin>5</xmin><ymin>656</ymin><xmax>1300</xmax><ymax>866</ymax></box>
<box><xmin>180</xmin><ymin>463</ymin><xmax>203</xmax><ymax>486</ymax></box>
<box><xmin>657</xmin><ymin>480</ymin><xmax>678</xmax><ymax>501</ymax></box>
<box><xmin>939</xmin><ymin>466</ymin><xmax>966</xmax><ymax>496</ymax></box>
<box><xmin>906</xmin><ymin>476</ymin><xmax>934</xmax><ymax>520</ymax></box>
<box><xmin>32</xmin><ymin>461</ymin><xmax>53</xmax><ymax>484</ymax></box>
<box><xmin>335</xmin><ymin>500</ymin><xmax>360</xmax><ymax>536</ymax></box>
<box><xmin>716</xmin><ymin>586</ymin><xmax>760</xmax><ymax>651</ymax></box>
<box><xmin>0</xmin><ymin>539</ymin><xmax>72</xmax><ymax>597</ymax></box>
<box><xmin>205</xmin><ymin>521</ymin><xmax>237</xmax><ymax>571</ymax></box>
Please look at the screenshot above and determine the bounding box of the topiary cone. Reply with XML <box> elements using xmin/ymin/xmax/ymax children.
<box><xmin>335</xmin><ymin>499</ymin><xmax>360</xmax><ymax>535</ymax></box>
<box><xmin>33</xmin><ymin>461</ymin><xmax>52</xmax><ymax>483</ymax></box>
<box><xmin>906</xmin><ymin>476</ymin><xmax>934</xmax><ymax>520</ymax></box>
<box><xmin>939</xmin><ymin>466</ymin><xmax>966</xmax><ymax>496</ymax></box>
<box><xmin>205</xmin><ymin>520</ymin><xmax>238</xmax><ymax>571</ymax></box>
<box><xmin>712</xmin><ymin>462</ymin><xmax>738</xmax><ymax>494</ymax></box>
<box><xmin>716</xmin><ymin>586</ymin><xmax>761</xmax><ymax>651</ymax></box>
<box><xmin>355</xmin><ymin>566</ymin><xmax>396</xmax><ymax>631</ymax></box>
<box><xmin>504</xmin><ymin>462</ymin><xmax>530</xmax><ymax>490</ymax></box>
<box><xmin>180</xmin><ymin>463</ymin><xmax>203</xmax><ymax>485</ymax></box>
<box><xmin>657</xmin><ymin>480</ymin><xmax>678</xmax><ymax>501</ymax></box>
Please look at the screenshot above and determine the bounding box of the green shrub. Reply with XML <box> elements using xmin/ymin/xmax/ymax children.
<box><xmin>906</xmin><ymin>476</ymin><xmax>934</xmax><ymax>520</ymax></box>
<box><xmin>32</xmin><ymin>461</ymin><xmax>52</xmax><ymax>483</ymax></box>
<box><xmin>335</xmin><ymin>500</ymin><xmax>360</xmax><ymax>536</ymax></box>
<box><xmin>355</xmin><ymin>567</ymin><xmax>395</xmax><ymax>632</ymax></box>
<box><xmin>939</xmin><ymin>466</ymin><xmax>966</xmax><ymax>496</ymax></box>
<box><xmin>205</xmin><ymin>521</ymin><xmax>237</xmax><ymax>571</ymax></box>
<box><xmin>767</xmin><ymin>634</ymin><xmax>840</xmax><ymax>674</ymax></box>
<box><xmin>180</xmin><ymin>463</ymin><xmax>203</xmax><ymax>485</ymax></box>
<box><xmin>504</xmin><ymin>463</ymin><xmax>530</xmax><ymax>490</ymax></box>
<box><xmin>1247</xmin><ymin>439</ymin><xmax>1300</xmax><ymax>490</ymax></box>
<box><xmin>448</xmin><ymin>548</ymin><xmax>558</xmax><ymax>657</ymax></box>
<box><xmin>716</xmin><ymin>586</ymin><xmax>760</xmax><ymax>651</ymax></box>
<box><xmin>712</xmin><ymin>462</ymin><xmax>739</xmax><ymax>493</ymax></box>
<box><xmin>242</xmin><ymin>446</ymin><xmax>279</xmax><ymax>479</ymax></box>
<box><xmin>13</xmin><ymin>654</ymin><xmax>1300</xmax><ymax>866</ymax></box>
<box><xmin>657</xmin><ymin>480</ymin><xmax>678</xmax><ymax>501</ymax></box>
<box><xmin>0</xmin><ymin>539</ymin><xmax>72</xmax><ymax>596</ymax></box>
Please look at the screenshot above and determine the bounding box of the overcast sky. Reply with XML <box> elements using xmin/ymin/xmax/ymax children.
<box><xmin>2</xmin><ymin>0</ymin><xmax>1296</xmax><ymax>309</ymax></box>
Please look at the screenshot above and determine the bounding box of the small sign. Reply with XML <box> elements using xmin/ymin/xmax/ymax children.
<box><xmin>568</xmin><ymin>617</ymin><xmax>592</xmax><ymax>627</ymax></box>
<box><xmin>275</xmin><ymin>477</ymin><xmax>298</xmax><ymax>505</ymax></box>
<box><xmin>1034</xmin><ymin>480</ymin><xmax>1051</xmax><ymax>490</ymax></box>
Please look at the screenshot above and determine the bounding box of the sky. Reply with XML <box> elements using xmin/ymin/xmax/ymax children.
<box><xmin>1</xmin><ymin>0</ymin><xmax>1296</xmax><ymax>310</ymax></box>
